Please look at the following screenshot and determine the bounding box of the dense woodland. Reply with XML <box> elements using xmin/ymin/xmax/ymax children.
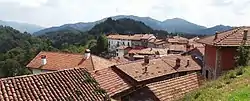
<box><xmin>0</xmin><ymin>18</ymin><xmax>205</xmax><ymax>78</ymax></box>
<box><xmin>0</xmin><ymin>26</ymin><xmax>56</xmax><ymax>77</ymax></box>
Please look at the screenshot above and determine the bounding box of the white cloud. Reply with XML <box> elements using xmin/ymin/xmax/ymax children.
<box><xmin>0</xmin><ymin>0</ymin><xmax>48</xmax><ymax>7</ymax></box>
<box><xmin>0</xmin><ymin>0</ymin><xmax>249</xmax><ymax>27</ymax></box>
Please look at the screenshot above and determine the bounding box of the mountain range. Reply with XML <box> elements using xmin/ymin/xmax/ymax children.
<box><xmin>0</xmin><ymin>20</ymin><xmax>44</xmax><ymax>33</ymax></box>
<box><xmin>0</xmin><ymin>15</ymin><xmax>232</xmax><ymax>35</ymax></box>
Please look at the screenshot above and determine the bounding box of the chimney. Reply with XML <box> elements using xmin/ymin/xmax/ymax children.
<box><xmin>185</xmin><ymin>59</ymin><xmax>190</xmax><ymax>67</ymax></box>
<box><xmin>175</xmin><ymin>58</ymin><xmax>181</xmax><ymax>67</ymax></box>
<box><xmin>243</xmin><ymin>29</ymin><xmax>248</xmax><ymax>40</ymax></box>
<box><xmin>41</xmin><ymin>55</ymin><xmax>47</xmax><ymax>65</ymax></box>
<box><xmin>144</xmin><ymin>56</ymin><xmax>149</xmax><ymax>64</ymax></box>
<box><xmin>214</xmin><ymin>31</ymin><xmax>218</xmax><ymax>40</ymax></box>
<box><xmin>84</xmin><ymin>49</ymin><xmax>91</xmax><ymax>59</ymax></box>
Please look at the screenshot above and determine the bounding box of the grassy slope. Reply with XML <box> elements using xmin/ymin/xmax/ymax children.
<box><xmin>181</xmin><ymin>66</ymin><xmax>250</xmax><ymax>101</ymax></box>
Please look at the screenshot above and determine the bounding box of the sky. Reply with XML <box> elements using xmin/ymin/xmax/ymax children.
<box><xmin>0</xmin><ymin>0</ymin><xmax>249</xmax><ymax>28</ymax></box>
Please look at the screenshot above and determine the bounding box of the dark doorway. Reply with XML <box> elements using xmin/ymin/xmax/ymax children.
<box><xmin>206</xmin><ymin>70</ymin><xmax>209</xmax><ymax>79</ymax></box>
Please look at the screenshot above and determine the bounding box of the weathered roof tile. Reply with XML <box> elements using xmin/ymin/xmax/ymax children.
<box><xmin>91</xmin><ymin>68</ymin><xmax>132</xmax><ymax>97</ymax></box>
<box><xmin>0</xmin><ymin>68</ymin><xmax>109</xmax><ymax>101</ymax></box>
<box><xmin>198</xmin><ymin>27</ymin><xmax>250</xmax><ymax>46</ymax></box>
<box><xmin>27</xmin><ymin>51</ymin><xmax>116</xmax><ymax>71</ymax></box>
<box><xmin>147</xmin><ymin>73</ymin><xmax>202</xmax><ymax>101</ymax></box>
<box><xmin>115</xmin><ymin>55</ymin><xmax>201</xmax><ymax>82</ymax></box>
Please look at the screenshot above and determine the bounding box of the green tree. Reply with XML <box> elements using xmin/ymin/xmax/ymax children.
<box><xmin>0</xmin><ymin>59</ymin><xmax>30</xmax><ymax>77</ymax></box>
<box><xmin>95</xmin><ymin>34</ymin><xmax>108</xmax><ymax>54</ymax></box>
<box><xmin>235</xmin><ymin>45</ymin><xmax>250</xmax><ymax>66</ymax></box>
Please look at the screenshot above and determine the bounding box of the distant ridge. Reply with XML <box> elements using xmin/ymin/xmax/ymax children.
<box><xmin>0</xmin><ymin>20</ymin><xmax>44</xmax><ymax>33</ymax></box>
<box><xmin>193</xmin><ymin>25</ymin><xmax>232</xmax><ymax>35</ymax></box>
<box><xmin>34</xmin><ymin>15</ymin><xmax>231</xmax><ymax>35</ymax></box>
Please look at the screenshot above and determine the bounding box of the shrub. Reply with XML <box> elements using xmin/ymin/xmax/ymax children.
<box><xmin>235</xmin><ymin>45</ymin><xmax>250</xmax><ymax>67</ymax></box>
<box><xmin>236</xmin><ymin>68</ymin><xmax>244</xmax><ymax>76</ymax></box>
<box><xmin>194</xmin><ymin>92</ymin><xmax>201</xmax><ymax>99</ymax></box>
<box><xmin>225</xmin><ymin>80</ymin><xmax>231</xmax><ymax>84</ymax></box>
<box><xmin>229</xmin><ymin>72</ymin><xmax>236</xmax><ymax>79</ymax></box>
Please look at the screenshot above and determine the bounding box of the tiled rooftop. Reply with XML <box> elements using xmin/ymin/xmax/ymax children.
<box><xmin>107</xmin><ymin>34</ymin><xmax>155</xmax><ymax>40</ymax></box>
<box><xmin>148</xmin><ymin>39</ymin><xmax>166</xmax><ymax>45</ymax></box>
<box><xmin>188</xmin><ymin>37</ymin><xmax>205</xmax><ymax>55</ymax></box>
<box><xmin>168</xmin><ymin>44</ymin><xmax>186</xmax><ymax>51</ymax></box>
<box><xmin>136</xmin><ymin>48</ymin><xmax>169</xmax><ymax>55</ymax></box>
<box><xmin>198</xmin><ymin>27</ymin><xmax>250</xmax><ymax>46</ymax></box>
<box><xmin>26</xmin><ymin>51</ymin><xmax>116</xmax><ymax>71</ymax></box>
<box><xmin>109</xmin><ymin>57</ymin><xmax>130</xmax><ymax>64</ymax></box>
<box><xmin>116</xmin><ymin>45</ymin><xmax>129</xmax><ymax>50</ymax></box>
<box><xmin>91</xmin><ymin>67</ymin><xmax>132</xmax><ymax>97</ymax></box>
<box><xmin>147</xmin><ymin>73</ymin><xmax>202</xmax><ymax>101</ymax></box>
<box><xmin>167</xmin><ymin>36</ymin><xmax>189</xmax><ymax>44</ymax></box>
<box><xmin>115</xmin><ymin>55</ymin><xmax>201</xmax><ymax>82</ymax></box>
<box><xmin>0</xmin><ymin>68</ymin><xmax>109</xmax><ymax>101</ymax></box>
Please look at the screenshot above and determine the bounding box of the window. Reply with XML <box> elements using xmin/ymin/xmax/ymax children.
<box><xmin>123</xmin><ymin>42</ymin><xmax>125</xmax><ymax>45</ymax></box>
<box><xmin>116</xmin><ymin>53</ymin><xmax>118</xmax><ymax>56</ymax></box>
<box><xmin>128</xmin><ymin>42</ymin><xmax>130</xmax><ymax>47</ymax></box>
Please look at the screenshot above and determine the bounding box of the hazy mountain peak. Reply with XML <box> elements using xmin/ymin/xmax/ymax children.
<box><xmin>0</xmin><ymin>20</ymin><xmax>44</xmax><ymax>33</ymax></box>
<box><xmin>34</xmin><ymin>15</ymin><xmax>230</xmax><ymax>35</ymax></box>
<box><xmin>193</xmin><ymin>24</ymin><xmax>232</xmax><ymax>35</ymax></box>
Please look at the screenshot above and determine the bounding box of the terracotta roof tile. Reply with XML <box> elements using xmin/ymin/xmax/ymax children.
<box><xmin>0</xmin><ymin>68</ymin><xmax>109</xmax><ymax>101</ymax></box>
<box><xmin>26</xmin><ymin>51</ymin><xmax>116</xmax><ymax>71</ymax></box>
<box><xmin>107</xmin><ymin>34</ymin><xmax>155</xmax><ymax>40</ymax></box>
<box><xmin>136</xmin><ymin>48</ymin><xmax>169</xmax><ymax>55</ymax></box>
<box><xmin>167</xmin><ymin>36</ymin><xmax>188</xmax><ymax>44</ymax></box>
<box><xmin>168</xmin><ymin>45</ymin><xmax>186</xmax><ymax>51</ymax></box>
<box><xmin>109</xmin><ymin>57</ymin><xmax>130</xmax><ymax>64</ymax></box>
<box><xmin>91</xmin><ymin>68</ymin><xmax>132</xmax><ymax>97</ymax></box>
<box><xmin>116</xmin><ymin>46</ymin><xmax>129</xmax><ymax>50</ymax></box>
<box><xmin>198</xmin><ymin>27</ymin><xmax>250</xmax><ymax>46</ymax></box>
<box><xmin>115</xmin><ymin>55</ymin><xmax>201</xmax><ymax>82</ymax></box>
<box><xmin>147</xmin><ymin>73</ymin><xmax>202</xmax><ymax>101</ymax></box>
<box><xmin>149</xmin><ymin>39</ymin><xmax>167</xmax><ymax>45</ymax></box>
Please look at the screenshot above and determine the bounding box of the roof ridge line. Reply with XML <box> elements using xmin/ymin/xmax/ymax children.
<box><xmin>214</xmin><ymin>28</ymin><xmax>241</xmax><ymax>45</ymax></box>
<box><xmin>160</xmin><ymin>58</ymin><xmax>176</xmax><ymax>70</ymax></box>
<box><xmin>147</xmin><ymin>73</ymin><xmax>197</xmax><ymax>86</ymax></box>
<box><xmin>0</xmin><ymin>67</ymin><xmax>86</xmax><ymax>81</ymax></box>
<box><xmin>40</xmin><ymin>51</ymin><xmax>83</xmax><ymax>55</ymax></box>
<box><xmin>197</xmin><ymin>27</ymin><xmax>238</xmax><ymax>44</ymax></box>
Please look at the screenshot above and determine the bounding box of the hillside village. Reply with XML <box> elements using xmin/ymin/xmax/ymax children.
<box><xmin>0</xmin><ymin>26</ymin><xmax>249</xmax><ymax>101</ymax></box>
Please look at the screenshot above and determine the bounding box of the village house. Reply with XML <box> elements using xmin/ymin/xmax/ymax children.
<box><xmin>127</xmin><ymin>47</ymin><xmax>168</xmax><ymax>60</ymax></box>
<box><xmin>107</xmin><ymin>34</ymin><xmax>156</xmax><ymax>53</ymax></box>
<box><xmin>147</xmin><ymin>38</ymin><xmax>167</xmax><ymax>48</ymax></box>
<box><xmin>197</xmin><ymin>27</ymin><xmax>250</xmax><ymax>79</ymax></box>
<box><xmin>26</xmin><ymin>49</ymin><xmax>116</xmax><ymax>74</ymax></box>
<box><xmin>0</xmin><ymin>68</ymin><xmax>110</xmax><ymax>101</ymax></box>
<box><xmin>107</xmin><ymin>34</ymin><xmax>199</xmax><ymax>59</ymax></box>
<box><xmin>92</xmin><ymin>54</ymin><xmax>202</xmax><ymax>101</ymax></box>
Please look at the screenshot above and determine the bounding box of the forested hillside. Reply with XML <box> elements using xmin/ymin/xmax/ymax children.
<box><xmin>88</xmin><ymin>18</ymin><xmax>155</xmax><ymax>34</ymax></box>
<box><xmin>0</xmin><ymin>26</ymin><xmax>56</xmax><ymax>77</ymax></box>
<box><xmin>39</xmin><ymin>18</ymin><xmax>205</xmax><ymax>53</ymax></box>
